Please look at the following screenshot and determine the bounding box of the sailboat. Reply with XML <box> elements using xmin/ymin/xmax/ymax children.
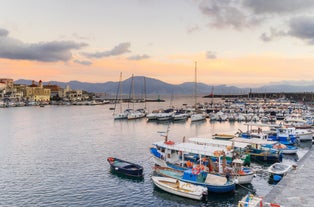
<box><xmin>190</xmin><ymin>61</ymin><xmax>206</xmax><ymax>122</ymax></box>
<box><xmin>113</xmin><ymin>72</ymin><xmax>129</xmax><ymax>120</ymax></box>
<box><xmin>127</xmin><ymin>75</ymin><xmax>146</xmax><ymax>120</ymax></box>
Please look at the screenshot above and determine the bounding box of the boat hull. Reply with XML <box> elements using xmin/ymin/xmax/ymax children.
<box><xmin>233</xmin><ymin>173</ymin><xmax>255</xmax><ymax>185</ymax></box>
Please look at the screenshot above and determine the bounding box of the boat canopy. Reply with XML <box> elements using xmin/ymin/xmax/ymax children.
<box><xmin>189</xmin><ymin>137</ymin><xmax>249</xmax><ymax>149</ymax></box>
<box><xmin>232</xmin><ymin>137</ymin><xmax>277</xmax><ymax>145</ymax></box>
<box><xmin>153</xmin><ymin>141</ymin><xmax>234</xmax><ymax>157</ymax></box>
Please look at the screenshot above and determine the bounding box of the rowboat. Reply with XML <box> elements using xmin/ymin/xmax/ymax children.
<box><xmin>107</xmin><ymin>157</ymin><xmax>143</xmax><ymax>177</ymax></box>
<box><xmin>151</xmin><ymin>176</ymin><xmax>208</xmax><ymax>200</ymax></box>
<box><xmin>213</xmin><ymin>134</ymin><xmax>235</xmax><ymax>140</ymax></box>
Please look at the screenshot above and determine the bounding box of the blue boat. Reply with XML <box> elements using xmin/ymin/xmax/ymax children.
<box><xmin>154</xmin><ymin>166</ymin><xmax>235</xmax><ymax>193</ymax></box>
<box><xmin>232</xmin><ymin>137</ymin><xmax>283</xmax><ymax>164</ymax></box>
<box><xmin>107</xmin><ymin>157</ymin><xmax>143</xmax><ymax>177</ymax></box>
<box><xmin>267</xmin><ymin>127</ymin><xmax>297</xmax><ymax>145</ymax></box>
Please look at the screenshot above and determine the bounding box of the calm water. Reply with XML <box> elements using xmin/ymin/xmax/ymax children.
<box><xmin>0</xmin><ymin>96</ymin><xmax>311</xmax><ymax>206</ymax></box>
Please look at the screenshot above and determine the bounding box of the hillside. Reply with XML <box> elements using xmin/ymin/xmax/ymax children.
<box><xmin>15</xmin><ymin>77</ymin><xmax>314</xmax><ymax>95</ymax></box>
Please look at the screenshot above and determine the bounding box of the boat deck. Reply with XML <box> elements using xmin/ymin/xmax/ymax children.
<box><xmin>263</xmin><ymin>145</ymin><xmax>314</xmax><ymax>206</ymax></box>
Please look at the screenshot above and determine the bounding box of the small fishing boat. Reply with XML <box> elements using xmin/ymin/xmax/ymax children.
<box><xmin>151</xmin><ymin>176</ymin><xmax>208</xmax><ymax>201</ymax></box>
<box><xmin>154</xmin><ymin>166</ymin><xmax>235</xmax><ymax>193</ymax></box>
<box><xmin>267</xmin><ymin>162</ymin><xmax>292</xmax><ymax>176</ymax></box>
<box><xmin>107</xmin><ymin>157</ymin><xmax>143</xmax><ymax>177</ymax></box>
<box><xmin>272</xmin><ymin>143</ymin><xmax>298</xmax><ymax>154</ymax></box>
<box><xmin>213</xmin><ymin>134</ymin><xmax>234</xmax><ymax>140</ymax></box>
<box><xmin>238</xmin><ymin>193</ymin><xmax>263</xmax><ymax>207</ymax></box>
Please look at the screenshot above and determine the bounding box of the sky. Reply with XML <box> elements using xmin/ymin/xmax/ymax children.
<box><xmin>1</xmin><ymin>0</ymin><xmax>314</xmax><ymax>87</ymax></box>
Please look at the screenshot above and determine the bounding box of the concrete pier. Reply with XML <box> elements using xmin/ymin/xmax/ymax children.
<box><xmin>263</xmin><ymin>145</ymin><xmax>314</xmax><ymax>207</ymax></box>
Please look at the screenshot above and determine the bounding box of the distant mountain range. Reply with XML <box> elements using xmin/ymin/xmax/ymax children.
<box><xmin>15</xmin><ymin>77</ymin><xmax>314</xmax><ymax>95</ymax></box>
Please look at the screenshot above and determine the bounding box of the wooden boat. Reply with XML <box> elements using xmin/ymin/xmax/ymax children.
<box><xmin>213</xmin><ymin>134</ymin><xmax>234</xmax><ymax>140</ymax></box>
<box><xmin>151</xmin><ymin>176</ymin><xmax>208</xmax><ymax>200</ymax></box>
<box><xmin>154</xmin><ymin>166</ymin><xmax>235</xmax><ymax>193</ymax></box>
<box><xmin>107</xmin><ymin>157</ymin><xmax>143</xmax><ymax>177</ymax></box>
<box><xmin>267</xmin><ymin>162</ymin><xmax>291</xmax><ymax>176</ymax></box>
<box><xmin>238</xmin><ymin>193</ymin><xmax>263</xmax><ymax>207</ymax></box>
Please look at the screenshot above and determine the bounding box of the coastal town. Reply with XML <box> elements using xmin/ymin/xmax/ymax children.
<box><xmin>0</xmin><ymin>78</ymin><xmax>101</xmax><ymax>107</ymax></box>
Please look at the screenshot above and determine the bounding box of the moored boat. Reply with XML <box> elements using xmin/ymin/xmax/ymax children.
<box><xmin>213</xmin><ymin>134</ymin><xmax>235</xmax><ymax>140</ymax></box>
<box><xmin>232</xmin><ymin>137</ymin><xmax>283</xmax><ymax>163</ymax></box>
<box><xmin>154</xmin><ymin>166</ymin><xmax>235</xmax><ymax>193</ymax></box>
<box><xmin>267</xmin><ymin>162</ymin><xmax>292</xmax><ymax>176</ymax></box>
<box><xmin>151</xmin><ymin>176</ymin><xmax>208</xmax><ymax>200</ymax></box>
<box><xmin>107</xmin><ymin>157</ymin><xmax>143</xmax><ymax>177</ymax></box>
<box><xmin>272</xmin><ymin>143</ymin><xmax>298</xmax><ymax>154</ymax></box>
<box><xmin>238</xmin><ymin>193</ymin><xmax>263</xmax><ymax>207</ymax></box>
<box><xmin>231</xmin><ymin>159</ymin><xmax>255</xmax><ymax>185</ymax></box>
<box><xmin>150</xmin><ymin>137</ymin><xmax>255</xmax><ymax>184</ymax></box>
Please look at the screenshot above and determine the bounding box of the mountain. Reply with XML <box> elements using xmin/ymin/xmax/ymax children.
<box><xmin>14</xmin><ymin>77</ymin><xmax>314</xmax><ymax>95</ymax></box>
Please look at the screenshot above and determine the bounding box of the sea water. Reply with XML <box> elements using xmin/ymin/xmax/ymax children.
<box><xmin>0</xmin><ymin>96</ymin><xmax>311</xmax><ymax>206</ymax></box>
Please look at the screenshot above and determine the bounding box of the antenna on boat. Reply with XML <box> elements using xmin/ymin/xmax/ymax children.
<box><xmin>157</xmin><ymin>124</ymin><xmax>170</xmax><ymax>142</ymax></box>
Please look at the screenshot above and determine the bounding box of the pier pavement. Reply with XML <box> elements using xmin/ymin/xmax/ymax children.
<box><xmin>263</xmin><ymin>144</ymin><xmax>314</xmax><ymax>207</ymax></box>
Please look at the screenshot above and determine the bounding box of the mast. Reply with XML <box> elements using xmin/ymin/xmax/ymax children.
<box><xmin>127</xmin><ymin>74</ymin><xmax>134</xmax><ymax>109</ymax></box>
<box><xmin>211</xmin><ymin>86</ymin><xmax>214</xmax><ymax>106</ymax></box>
<box><xmin>194</xmin><ymin>61</ymin><xmax>197</xmax><ymax>110</ymax></box>
<box><xmin>132</xmin><ymin>74</ymin><xmax>135</xmax><ymax>109</ymax></box>
<box><xmin>118</xmin><ymin>72</ymin><xmax>123</xmax><ymax>113</ymax></box>
<box><xmin>144</xmin><ymin>76</ymin><xmax>147</xmax><ymax>110</ymax></box>
<box><xmin>113</xmin><ymin>72</ymin><xmax>122</xmax><ymax>115</ymax></box>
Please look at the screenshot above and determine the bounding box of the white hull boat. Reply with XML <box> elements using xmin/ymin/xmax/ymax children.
<box><xmin>296</xmin><ymin>129</ymin><xmax>313</xmax><ymax>141</ymax></box>
<box><xmin>190</xmin><ymin>113</ymin><xmax>206</xmax><ymax>122</ymax></box>
<box><xmin>151</xmin><ymin>176</ymin><xmax>208</xmax><ymax>200</ymax></box>
<box><xmin>267</xmin><ymin>162</ymin><xmax>292</xmax><ymax>176</ymax></box>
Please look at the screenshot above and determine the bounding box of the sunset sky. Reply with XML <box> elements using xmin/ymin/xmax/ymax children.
<box><xmin>1</xmin><ymin>0</ymin><xmax>314</xmax><ymax>87</ymax></box>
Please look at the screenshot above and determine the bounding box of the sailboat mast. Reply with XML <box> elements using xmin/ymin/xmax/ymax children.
<box><xmin>144</xmin><ymin>76</ymin><xmax>147</xmax><ymax>110</ymax></box>
<box><xmin>119</xmin><ymin>72</ymin><xmax>123</xmax><ymax>113</ymax></box>
<box><xmin>194</xmin><ymin>61</ymin><xmax>197</xmax><ymax>109</ymax></box>
<box><xmin>132</xmin><ymin>74</ymin><xmax>135</xmax><ymax>109</ymax></box>
<box><xmin>113</xmin><ymin>72</ymin><xmax>122</xmax><ymax>115</ymax></box>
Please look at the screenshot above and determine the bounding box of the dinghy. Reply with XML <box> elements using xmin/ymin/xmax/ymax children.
<box><xmin>151</xmin><ymin>176</ymin><xmax>208</xmax><ymax>200</ymax></box>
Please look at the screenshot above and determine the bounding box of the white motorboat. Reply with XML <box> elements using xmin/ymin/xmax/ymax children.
<box><xmin>267</xmin><ymin>162</ymin><xmax>292</xmax><ymax>176</ymax></box>
<box><xmin>151</xmin><ymin>176</ymin><xmax>208</xmax><ymax>200</ymax></box>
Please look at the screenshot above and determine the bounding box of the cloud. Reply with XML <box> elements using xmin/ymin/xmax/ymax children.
<box><xmin>74</xmin><ymin>59</ymin><xmax>92</xmax><ymax>65</ymax></box>
<box><xmin>186</xmin><ymin>25</ymin><xmax>200</xmax><ymax>34</ymax></box>
<box><xmin>127</xmin><ymin>54</ymin><xmax>150</xmax><ymax>60</ymax></box>
<box><xmin>198</xmin><ymin>0</ymin><xmax>261</xmax><ymax>29</ymax></box>
<box><xmin>244</xmin><ymin>0</ymin><xmax>314</xmax><ymax>14</ymax></box>
<box><xmin>260</xmin><ymin>28</ymin><xmax>287</xmax><ymax>42</ymax></box>
<box><xmin>206</xmin><ymin>51</ymin><xmax>216</xmax><ymax>59</ymax></box>
<box><xmin>0</xmin><ymin>28</ymin><xmax>9</xmax><ymax>37</ymax></box>
<box><xmin>82</xmin><ymin>42</ymin><xmax>131</xmax><ymax>58</ymax></box>
<box><xmin>288</xmin><ymin>16</ymin><xmax>314</xmax><ymax>44</ymax></box>
<box><xmin>198</xmin><ymin>0</ymin><xmax>314</xmax><ymax>30</ymax></box>
<box><xmin>0</xmin><ymin>28</ymin><xmax>87</xmax><ymax>62</ymax></box>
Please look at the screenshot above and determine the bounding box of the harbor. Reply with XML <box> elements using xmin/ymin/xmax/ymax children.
<box><xmin>2</xmin><ymin>1</ymin><xmax>314</xmax><ymax>206</ymax></box>
<box><xmin>0</xmin><ymin>95</ymin><xmax>313</xmax><ymax>206</ymax></box>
